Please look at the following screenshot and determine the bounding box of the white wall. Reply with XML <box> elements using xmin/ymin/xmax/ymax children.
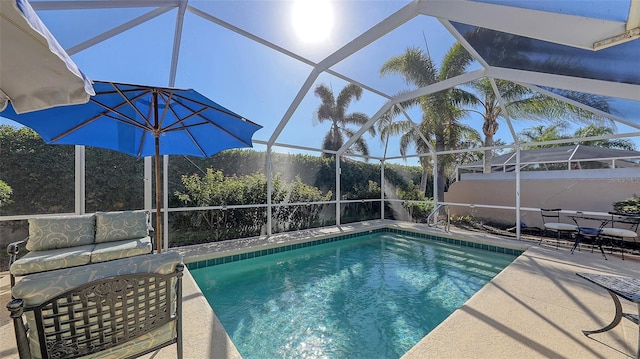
<box><xmin>444</xmin><ymin>168</ymin><xmax>640</xmax><ymax>228</ymax></box>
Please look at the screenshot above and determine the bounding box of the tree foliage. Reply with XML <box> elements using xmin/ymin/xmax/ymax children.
<box><xmin>1</xmin><ymin>124</ymin><xmax>429</xmax><ymax>245</ymax></box>
<box><xmin>612</xmin><ymin>194</ymin><xmax>640</xmax><ymax>214</ymax></box>
<box><xmin>517</xmin><ymin>122</ymin><xmax>571</xmax><ymax>148</ymax></box>
<box><xmin>173</xmin><ymin>169</ymin><xmax>333</xmax><ymax>241</ymax></box>
<box><xmin>0</xmin><ymin>125</ymin><xmax>147</xmax><ymax>215</ymax></box>
<box><xmin>0</xmin><ymin>125</ymin><xmax>75</xmax><ymax>215</ymax></box>
<box><xmin>378</xmin><ymin>44</ymin><xmax>479</xmax><ymax>200</ymax></box>
<box><xmin>85</xmin><ymin>148</ymin><xmax>145</xmax><ymax>212</ymax></box>
<box><xmin>314</xmin><ymin>83</ymin><xmax>375</xmax><ymax>158</ymax></box>
<box><xmin>273</xmin><ymin>176</ymin><xmax>333</xmax><ymax>232</ymax></box>
<box><xmin>0</xmin><ymin>180</ymin><xmax>12</xmax><ymax>208</ymax></box>
<box><xmin>341</xmin><ymin>180</ymin><xmax>382</xmax><ymax>223</ymax></box>
<box><xmin>396</xmin><ymin>181</ymin><xmax>433</xmax><ymax>222</ymax></box>
<box><xmin>174</xmin><ymin>169</ymin><xmax>273</xmax><ymax>240</ymax></box>
<box><xmin>517</xmin><ymin>122</ymin><xmax>635</xmax><ymax>151</ymax></box>
<box><xmin>573</xmin><ymin>125</ymin><xmax>636</xmax><ymax>151</ymax></box>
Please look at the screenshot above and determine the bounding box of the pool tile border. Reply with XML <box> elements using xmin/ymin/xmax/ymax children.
<box><xmin>186</xmin><ymin>228</ymin><xmax>524</xmax><ymax>270</ymax></box>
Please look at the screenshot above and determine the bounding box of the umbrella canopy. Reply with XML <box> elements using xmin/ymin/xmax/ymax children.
<box><xmin>0</xmin><ymin>0</ymin><xmax>94</xmax><ymax>113</ymax></box>
<box><xmin>0</xmin><ymin>80</ymin><xmax>263</xmax><ymax>252</ymax></box>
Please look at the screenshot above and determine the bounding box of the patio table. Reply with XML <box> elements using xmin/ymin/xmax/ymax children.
<box><xmin>568</xmin><ymin>214</ymin><xmax>609</xmax><ymax>259</ymax></box>
<box><xmin>576</xmin><ymin>272</ymin><xmax>640</xmax><ymax>359</ymax></box>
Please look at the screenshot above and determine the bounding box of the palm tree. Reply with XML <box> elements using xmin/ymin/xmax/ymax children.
<box><xmin>461</xmin><ymin>27</ymin><xmax>614</xmax><ymax>173</ymax></box>
<box><xmin>313</xmin><ymin>83</ymin><xmax>375</xmax><ymax>158</ymax></box>
<box><xmin>465</xmin><ymin>79</ymin><xmax>614</xmax><ymax>173</ymax></box>
<box><xmin>517</xmin><ymin>122</ymin><xmax>570</xmax><ymax>148</ymax></box>
<box><xmin>379</xmin><ymin>44</ymin><xmax>478</xmax><ymax>201</ymax></box>
<box><xmin>573</xmin><ymin>125</ymin><xmax>635</xmax><ymax>150</ymax></box>
<box><xmin>517</xmin><ymin>123</ymin><xmax>635</xmax><ymax>151</ymax></box>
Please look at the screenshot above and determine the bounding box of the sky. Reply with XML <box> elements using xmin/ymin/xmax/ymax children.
<box><xmin>2</xmin><ymin>0</ymin><xmax>639</xmax><ymax>167</ymax></box>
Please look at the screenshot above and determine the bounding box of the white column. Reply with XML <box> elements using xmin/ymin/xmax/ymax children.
<box><xmin>163</xmin><ymin>155</ymin><xmax>169</xmax><ymax>252</ymax></box>
<box><xmin>380</xmin><ymin>160</ymin><xmax>385</xmax><ymax>220</ymax></box>
<box><xmin>515</xmin><ymin>146</ymin><xmax>521</xmax><ymax>240</ymax></box>
<box><xmin>266</xmin><ymin>147</ymin><xmax>272</xmax><ymax>236</ymax></box>
<box><xmin>432</xmin><ymin>154</ymin><xmax>438</xmax><ymax>203</ymax></box>
<box><xmin>144</xmin><ymin>157</ymin><xmax>152</xmax><ymax>210</ymax></box>
<box><xmin>335</xmin><ymin>155</ymin><xmax>341</xmax><ymax>226</ymax></box>
<box><xmin>75</xmin><ymin>146</ymin><xmax>85</xmax><ymax>214</ymax></box>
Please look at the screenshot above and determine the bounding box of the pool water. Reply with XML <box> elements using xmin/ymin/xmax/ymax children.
<box><xmin>191</xmin><ymin>232</ymin><xmax>516</xmax><ymax>359</ymax></box>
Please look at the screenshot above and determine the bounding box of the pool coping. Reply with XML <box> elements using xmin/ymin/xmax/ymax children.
<box><xmin>172</xmin><ymin>219</ymin><xmax>529</xmax><ymax>270</ymax></box>
<box><xmin>185</xmin><ymin>226</ymin><xmax>524</xmax><ymax>271</ymax></box>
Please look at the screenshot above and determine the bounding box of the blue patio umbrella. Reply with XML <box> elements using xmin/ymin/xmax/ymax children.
<box><xmin>0</xmin><ymin>80</ymin><xmax>262</xmax><ymax>252</ymax></box>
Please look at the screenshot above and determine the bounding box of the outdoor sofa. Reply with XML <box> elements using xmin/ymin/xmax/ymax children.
<box><xmin>7</xmin><ymin>210</ymin><xmax>154</xmax><ymax>287</ymax></box>
<box><xmin>7</xmin><ymin>252</ymin><xmax>184</xmax><ymax>359</ymax></box>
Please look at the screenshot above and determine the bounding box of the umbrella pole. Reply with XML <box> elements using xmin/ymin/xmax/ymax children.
<box><xmin>153</xmin><ymin>90</ymin><xmax>163</xmax><ymax>254</ymax></box>
<box><xmin>155</xmin><ymin>134</ymin><xmax>162</xmax><ymax>254</ymax></box>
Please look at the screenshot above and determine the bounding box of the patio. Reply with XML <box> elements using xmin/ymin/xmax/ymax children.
<box><xmin>2</xmin><ymin>221</ymin><xmax>638</xmax><ymax>359</ymax></box>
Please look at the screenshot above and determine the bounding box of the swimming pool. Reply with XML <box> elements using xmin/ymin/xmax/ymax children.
<box><xmin>190</xmin><ymin>231</ymin><xmax>518</xmax><ymax>359</ymax></box>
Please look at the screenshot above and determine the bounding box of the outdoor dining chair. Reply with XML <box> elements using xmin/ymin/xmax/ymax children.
<box><xmin>540</xmin><ymin>208</ymin><xmax>578</xmax><ymax>249</ymax></box>
<box><xmin>599</xmin><ymin>212</ymin><xmax>639</xmax><ymax>260</ymax></box>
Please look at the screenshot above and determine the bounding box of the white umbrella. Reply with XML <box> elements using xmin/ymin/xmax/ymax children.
<box><xmin>0</xmin><ymin>0</ymin><xmax>94</xmax><ymax>114</ymax></box>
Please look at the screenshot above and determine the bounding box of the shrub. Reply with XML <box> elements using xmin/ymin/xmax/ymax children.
<box><xmin>613</xmin><ymin>194</ymin><xmax>640</xmax><ymax>214</ymax></box>
<box><xmin>0</xmin><ymin>180</ymin><xmax>12</xmax><ymax>207</ymax></box>
<box><xmin>397</xmin><ymin>181</ymin><xmax>434</xmax><ymax>222</ymax></box>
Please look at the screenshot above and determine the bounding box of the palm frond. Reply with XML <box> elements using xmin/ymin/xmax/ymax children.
<box><xmin>572</xmin><ymin>125</ymin><xmax>636</xmax><ymax>150</ymax></box>
<box><xmin>336</xmin><ymin>84</ymin><xmax>363</xmax><ymax>117</ymax></box>
<box><xmin>314</xmin><ymin>84</ymin><xmax>335</xmax><ymax>107</ymax></box>
<box><xmin>314</xmin><ymin>84</ymin><xmax>336</xmax><ymax>121</ymax></box>
<box><xmin>344</xmin><ymin>113</ymin><xmax>376</xmax><ymax>136</ymax></box>
<box><xmin>350</xmin><ymin>137</ymin><xmax>370</xmax><ymax>157</ymax></box>
<box><xmin>379</xmin><ymin>120</ymin><xmax>415</xmax><ymax>139</ymax></box>
<box><xmin>440</xmin><ymin>42</ymin><xmax>473</xmax><ymax>80</ymax></box>
<box><xmin>380</xmin><ymin>47</ymin><xmax>438</xmax><ymax>87</ymax></box>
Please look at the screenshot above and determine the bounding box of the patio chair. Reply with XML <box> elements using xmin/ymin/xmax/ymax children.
<box><xmin>540</xmin><ymin>208</ymin><xmax>577</xmax><ymax>249</ymax></box>
<box><xmin>598</xmin><ymin>212</ymin><xmax>639</xmax><ymax>260</ymax></box>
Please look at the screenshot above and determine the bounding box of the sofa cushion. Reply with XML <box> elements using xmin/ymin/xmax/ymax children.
<box><xmin>26</xmin><ymin>214</ymin><xmax>95</xmax><ymax>251</ymax></box>
<box><xmin>80</xmin><ymin>322</ymin><xmax>176</xmax><ymax>359</ymax></box>
<box><xmin>91</xmin><ymin>236</ymin><xmax>153</xmax><ymax>263</ymax></box>
<box><xmin>12</xmin><ymin>251</ymin><xmax>182</xmax><ymax>307</ymax></box>
<box><xmin>95</xmin><ymin>210</ymin><xmax>150</xmax><ymax>243</ymax></box>
<box><xmin>10</xmin><ymin>245</ymin><xmax>93</xmax><ymax>276</ymax></box>
<box><xmin>23</xmin><ymin>320</ymin><xmax>175</xmax><ymax>359</ymax></box>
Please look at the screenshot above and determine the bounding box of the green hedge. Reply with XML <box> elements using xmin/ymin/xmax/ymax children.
<box><xmin>1</xmin><ymin>125</ymin><xmax>424</xmax><ymax>217</ymax></box>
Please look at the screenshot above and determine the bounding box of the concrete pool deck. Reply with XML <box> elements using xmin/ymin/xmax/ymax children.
<box><xmin>1</xmin><ymin>220</ymin><xmax>638</xmax><ymax>358</ymax></box>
